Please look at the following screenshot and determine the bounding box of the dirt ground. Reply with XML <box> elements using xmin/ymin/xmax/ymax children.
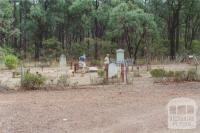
<box><xmin>0</xmin><ymin>76</ymin><xmax>200</xmax><ymax>133</ymax></box>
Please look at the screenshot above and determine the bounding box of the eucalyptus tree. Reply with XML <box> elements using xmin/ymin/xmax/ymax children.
<box><xmin>107</xmin><ymin>1</ymin><xmax>157</xmax><ymax>61</ymax></box>
<box><xmin>69</xmin><ymin>0</ymin><xmax>111</xmax><ymax>59</ymax></box>
<box><xmin>0</xmin><ymin>0</ymin><xmax>17</xmax><ymax>46</ymax></box>
<box><xmin>28</xmin><ymin>0</ymin><xmax>66</xmax><ymax>60</ymax></box>
<box><xmin>1</xmin><ymin>0</ymin><xmax>200</xmax><ymax>60</ymax></box>
<box><xmin>183</xmin><ymin>0</ymin><xmax>200</xmax><ymax>49</ymax></box>
<box><xmin>148</xmin><ymin>0</ymin><xmax>188</xmax><ymax>59</ymax></box>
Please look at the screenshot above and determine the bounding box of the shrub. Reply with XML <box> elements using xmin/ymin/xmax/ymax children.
<box><xmin>150</xmin><ymin>69</ymin><xmax>166</xmax><ymax>78</ymax></box>
<box><xmin>0</xmin><ymin>46</ymin><xmax>15</xmax><ymax>56</ymax></box>
<box><xmin>21</xmin><ymin>72</ymin><xmax>46</xmax><ymax>90</ymax></box>
<box><xmin>191</xmin><ymin>40</ymin><xmax>200</xmax><ymax>56</ymax></box>
<box><xmin>151</xmin><ymin>68</ymin><xmax>200</xmax><ymax>82</ymax></box>
<box><xmin>187</xmin><ymin>69</ymin><xmax>200</xmax><ymax>81</ymax></box>
<box><xmin>166</xmin><ymin>71</ymin><xmax>175</xmax><ymax>77</ymax></box>
<box><xmin>97</xmin><ymin>70</ymin><xmax>105</xmax><ymax>78</ymax></box>
<box><xmin>174</xmin><ymin>71</ymin><xmax>187</xmax><ymax>82</ymax></box>
<box><xmin>57</xmin><ymin>75</ymin><xmax>70</xmax><ymax>87</ymax></box>
<box><xmin>4</xmin><ymin>55</ymin><xmax>18</xmax><ymax>69</ymax></box>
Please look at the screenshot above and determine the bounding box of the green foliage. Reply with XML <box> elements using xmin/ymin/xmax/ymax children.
<box><xmin>174</xmin><ymin>69</ymin><xmax>200</xmax><ymax>82</ymax></box>
<box><xmin>4</xmin><ymin>54</ymin><xmax>18</xmax><ymax>69</ymax></box>
<box><xmin>150</xmin><ymin>40</ymin><xmax>169</xmax><ymax>56</ymax></box>
<box><xmin>0</xmin><ymin>46</ymin><xmax>15</xmax><ymax>64</ymax></box>
<box><xmin>174</xmin><ymin>71</ymin><xmax>187</xmax><ymax>82</ymax></box>
<box><xmin>71</xmin><ymin>43</ymin><xmax>87</xmax><ymax>58</ymax></box>
<box><xmin>187</xmin><ymin>69</ymin><xmax>200</xmax><ymax>81</ymax></box>
<box><xmin>97</xmin><ymin>70</ymin><xmax>105</xmax><ymax>78</ymax></box>
<box><xmin>0</xmin><ymin>0</ymin><xmax>16</xmax><ymax>44</ymax></box>
<box><xmin>177</xmin><ymin>39</ymin><xmax>188</xmax><ymax>56</ymax></box>
<box><xmin>150</xmin><ymin>69</ymin><xmax>166</xmax><ymax>78</ymax></box>
<box><xmin>43</xmin><ymin>37</ymin><xmax>62</xmax><ymax>50</ymax></box>
<box><xmin>0</xmin><ymin>46</ymin><xmax>15</xmax><ymax>58</ymax></box>
<box><xmin>150</xmin><ymin>69</ymin><xmax>189</xmax><ymax>81</ymax></box>
<box><xmin>42</xmin><ymin>37</ymin><xmax>62</xmax><ymax>60</ymax></box>
<box><xmin>166</xmin><ymin>71</ymin><xmax>175</xmax><ymax>77</ymax></box>
<box><xmin>107</xmin><ymin>1</ymin><xmax>158</xmax><ymax>58</ymax></box>
<box><xmin>1</xmin><ymin>0</ymin><xmax>200</xmax><ymax>61</ymax></box>
<box><xmin>21</xmin><ymin>72</ymin><xmax>46</xmax><ymax>90</ymax></box>
<box><xmin>69</xmin><ymin>0</ymin><xmax>92</xmax><ymax>14</ymax></box>
<box><xmin>30</xmin><ymin>4</ymin><xmax>46</xmax><ymax>24</ymax></box>
<box><xmin>150</xmin><ymin>68</ymin><xmax>200</xmax><ymax>82</ymax></box>
<box><xmin>191</xmin><ymin>40</ymin><xmax>200</xmax><ymax>56</ymax></box>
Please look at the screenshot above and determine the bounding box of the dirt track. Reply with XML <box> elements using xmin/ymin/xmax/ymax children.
<box><xmin>0</xmin><ymin>77</ymin><xmax>200</xmax><ymax>133</ymax></box>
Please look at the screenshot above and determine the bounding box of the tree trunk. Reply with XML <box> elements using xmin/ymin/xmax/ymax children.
<box><xmin>175</xmin><ymin>13</ymin><xmax>180</xmax><ymax>52</ymax></box>
<box><xmin>35</xmin><ymin>41</ymin><xmax>40</xmax><ymax>61</ymax></box>
<box><xmin>13</xmin><ymin>1</ymin><xmax>17</xmax><ymax>49</ymax></box>
<box><xmin>125</xmin><ymin>29</ymin><xmax>132</xmax><ymax>58</ymax></box>
<box><xmin>94</xmin><ymin>0</ymin><xmax>99</xmax><ymax>60</ymax></box>
<box><xmin>19</xmin><ymin>3</ymin><xmax>22</xmax><ymax>54</ymax></box>
<box><xmin>170</xmin><ymin>27</ymin><xmax>176</xmax><ymax>60</ymax></box>
<box><xmin>184</xmin><ymin>17</ymin><xmax>189</xmax><ymax>49</ymax></box>
<box><xmin>133</xmin><ymin>30</ymin><xmax>146</xmax><ymax>64</ymax></box>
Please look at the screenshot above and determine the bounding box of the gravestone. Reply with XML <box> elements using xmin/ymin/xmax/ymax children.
<box><xmin>20</xmin><ymin>65</ymin><xmax>25</xmax><ymax>84</ymax></box>
<box><xmin>108</xmin><ymin>63</ymin><xmax>118</xmax><ymax>78</ymax></box>
<box><xmin>60</xmin><ymin>54</ymin><xmax>67</xmax><ymax>68</ymax></box>
<box><xmin>59</xmin><ymin>54</ymin><xmax>67</xmax><ymax>75</ymax></box>
<box><xmin>116</xmin><ymin>49</ymin><xmax>124</xmax><ymax>64</ymax></box>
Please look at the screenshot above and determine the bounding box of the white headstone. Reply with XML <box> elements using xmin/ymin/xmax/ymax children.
<box><xmin>116</xmin><ymin>49</ymin><xmax>124</xmax><ymax>63</ymax></box>
<box><xmin>59</xmin><ymin>54</ymin><xmax>67</xmax><ymax>75</ymax></box>
<box><xmin>108</xmin><ymin>63</ymin><xmax>118</xmax><ymax>78</ymax></box>
<box><xmin>20</xmin><ymin>65</ymin><xmax>25</xmax><ymax>84</ymax></box>
<box><xmin>60</xmin><ymin>54</ymin><xmax>66</xmax><ymax>68</ymax></box>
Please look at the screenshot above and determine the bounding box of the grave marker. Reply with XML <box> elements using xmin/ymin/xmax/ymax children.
<box><xmin>108</xmin><ymin>63</ymin><xmax>118</xmax><ymax>78</ymax></box>
<box><xmin>116</xmin><ymin>49</ymin><xmax>124</xmax><ymax>64</ymax></box>
<box><xmin>60</xmin><ymin>54</ymin><xmax>66</xmax><ymax>68</ymax></box>
<box><xmin>59</xmin><ymin>54</ymin><xmax>67</xmax><ymax>75</ymax></box>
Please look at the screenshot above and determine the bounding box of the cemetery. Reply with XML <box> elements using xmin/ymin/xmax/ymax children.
<box><xmin>0</xmin><ymin>47</ymin><xmax>200</xmax><ymax>132</ymax></box>
<box><xmin>1</xmin><ymin>0</ymin><xmax>200</xmax><ymax>132</ymax></box>
<box><xmin>1</xmin><ymin>48</ymin><xmax>198</xmax><ymax>90</ymax></box>
<box><xmin>1</xmin><ymin>48</ymin><xmax>200</xmax><ymax>133</ymax></box>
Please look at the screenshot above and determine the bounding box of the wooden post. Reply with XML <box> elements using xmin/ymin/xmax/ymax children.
<box><xmin>105</xmin><ymin>64</ymin><xmax>108</xmax><ymax>82</ymax></box>
<box><xmin>121</xmin><ymin>64</ymin><xmax>125</xmax><ymax>82</ymax></box>
<box><xmin>70</xmin><ymin>61</ymin><xmax>73</xmax><ymax>70</ymax></box>
<box><xmin>74</xmin><ymin>63</ymin><xmax>78</xmax><ymax>73</ymax></box>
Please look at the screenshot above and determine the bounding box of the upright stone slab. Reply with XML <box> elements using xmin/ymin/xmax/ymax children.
<box><xmin>20</xmin><ymin>65</ymin><xmax>25</xmax><ymax>84</ymax></box>
<box><xmin>108</xmin><ymin>63</ymin><xmax>118</xmax><ymax>78</ymax></box>
<box><xmin>59</xmin><ymin>54</ymin><xmax>67</xmax><ymax>75</ymax></box>
<box><xmin>116</xmin><ymin>49</ymin><xmax>127</xmax><ymax>83</ymax></box>
<box><xmin>60</xmin><ymin>54</ymin><xmax>66</xmax><ymax>68</ymax></box>
<box><xmin>116</xmin><ymin>49</ymin><xmax>124</xmax><ymax>64</ymax></box>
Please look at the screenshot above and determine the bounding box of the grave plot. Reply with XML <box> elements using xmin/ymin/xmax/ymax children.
<box><xmin>0</xmin><ymin>49</ymin><xmax>198</xmax><ymax>89</ymax></box>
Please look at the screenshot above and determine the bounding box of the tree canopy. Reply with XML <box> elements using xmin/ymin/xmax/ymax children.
<box><xmin>0</xmin><ymin>0</ymin><xmax>200</xmax><ymax>61</ymax></box>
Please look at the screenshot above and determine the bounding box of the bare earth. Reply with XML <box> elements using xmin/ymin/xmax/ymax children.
<box><xmin>0</xmin><ymin>76</ymin><xmax>200</xmax><ymax>133</ymax></box>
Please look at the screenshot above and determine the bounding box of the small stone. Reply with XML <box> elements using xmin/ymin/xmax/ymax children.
<box><xmin>63</xmin><ymin>118</ymin><xmax>68</xmax><ymax>121</ymax></box>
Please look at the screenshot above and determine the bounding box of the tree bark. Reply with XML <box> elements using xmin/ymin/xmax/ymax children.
<box><xmin>13</xmin><ymin>1</ymin><xmax>17</xmax><ymax>49</ymax></box>
<box><xmin>94</xmin><ymin>0</ymin><xmax>99</xmax><ymax>60</ymax></box>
